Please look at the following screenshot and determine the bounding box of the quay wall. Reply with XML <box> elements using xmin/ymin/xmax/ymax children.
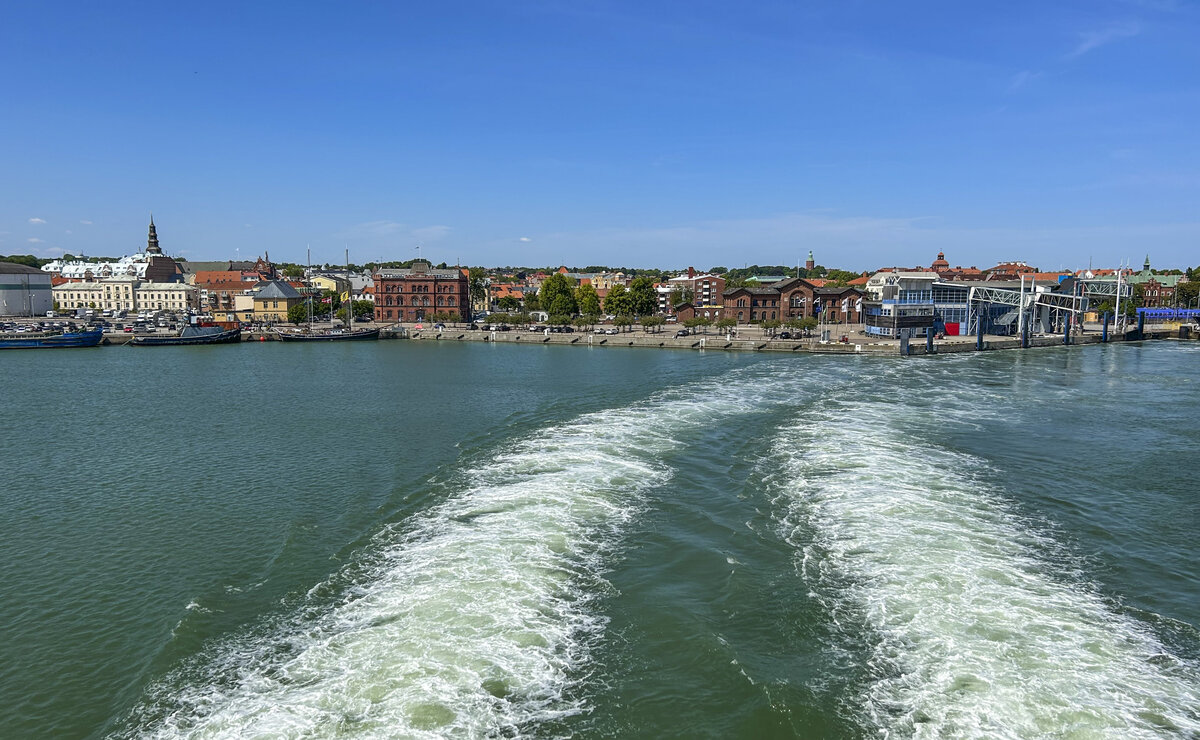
<box><xmin>388</xmin><ymin>326</ymin><xmax>1165</xmax><ymax>356</ymax></box>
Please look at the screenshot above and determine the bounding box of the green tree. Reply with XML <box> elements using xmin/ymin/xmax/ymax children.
<box><xmin>605</xmin><ymin>284</ymin><xmax>633</xmax><ymax>315</ymax></box>
<box><xmin>613</xmin><ymin>315</ymin><xmax>634</xmax><ymax>332</ymax></box>
<box><xmin>548</xmin><ymin>313</ymin><xmax>572</xmax><ymax>326</ymax></box>
<box><xmin>282</xmin><ymin>264</ymin><xmax>305</xmax><ymax>278</ymax></box>
<box><xmin>798</xmin><ymin>317</ymin><xmax>818</xmax><ymax>335</ymax></box>
<box><xmin>716</xmin><ymin>317</ymin><xmax>736</xmax><ymax>332</ymax></box>
<box><xmin>629</xmin><ymin>276</ymin><xmax>658</xmax><ymax>316</ymax></box>
<box><xmin>524</xmin><ymin>292</ymin><xmax>540</xmax><ymax>312</ymax></box>
<box><xmin>576</xmin><ymin>283</ymin><xmax>602</xmax><ymax>316</ymax></box>
<box><xmin>288</xmin><ymin>300</ymin><xmax>312</xmax><ymax>325</ymax></box>
<box><xmin>539</xmin><ymin>273</ymin><xmax>578</xmax><ymax>316</ymax></box>
<box><xmin>469</xmin><ymin>267</ymin><xmax>488</xmax><ymax>312</ymax></box>
<box><xmin>1175</xmin><ymin>280</ymin><xmax>1199</xmax><ymax>308</ymax></box>
<box><xmin>668</xmin><ymin>286</ymin><xmax>693</xmax><ymax>308</ymax></box>
<box><xmin>321</xmin><ymin>290</ymin><xmax>342</xmax><ymax>312</ymax></box>
<box><xmin>825</xmin><ymin>269</ymin><xmax>860</xmax><ymax>284</ymax></box>
<box><xmin>0</xmin><ymin>254</ymin><xmax>42</xmax><ymax>268</ymax></box>
<box><xmin>641</xmin><ymin>315</ymin><xmax>665</xmax><ymax>333</ymax></box>
<box><xmin>572</xmin><ymin>316</ymin><xmax>592</xmax><ymax>330</ymax></box>
<box><xmin>336</xmin><ymin>300</ymin><xmax>376</xmax><ymax>321</ymax></box>
<box><xmin>761</xmin><ymin>318</ymin><xmax>782</xmax><ymax>335</ymax></box>
<box><xmin>497</xmin><ymin>296</ymin><xmax>521</xmax><ymax>312</ymax></box>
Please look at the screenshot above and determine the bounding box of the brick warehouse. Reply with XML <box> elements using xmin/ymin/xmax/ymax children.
<box><xmin>373</xmin><ymin>261</ymin><xmax>470</xmax><ymax>323</ymax></box>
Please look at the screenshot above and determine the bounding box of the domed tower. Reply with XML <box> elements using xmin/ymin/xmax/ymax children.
<box><xmin>805</xmin><ymin>250</ymin><xmax>815</xmax><ymax>271</ymax></box>
<box><xmin>932</xmin><ymin>251</ymin><xmax>949</xmax><ymax>271</ymax></box>
<box><xmin>146</xmin><ymin>215</ymin><xmax>162</xmax><ymax>255</ymax></box>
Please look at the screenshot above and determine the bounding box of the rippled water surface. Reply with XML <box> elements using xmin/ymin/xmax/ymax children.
<box><xmin>1</xmin><ymin>341</ymin><xmax>1197</xmax><ymax>738</ymax></box>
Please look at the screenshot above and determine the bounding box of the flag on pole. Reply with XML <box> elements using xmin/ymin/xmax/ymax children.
<box><xmin>341</xmin><ymin>291</ymin><xmax>351</xmax><ymax>302</ymax></box>
<box><xmin>814</xmin><ymin>298</ymin><xmax>822</xmax><ymax>313</ymax></box>
<box><xmin>855</xmin><ymin>296</ymin><xmax>863</xmax><ymax>312</ymax></box>
<box><xmin>321</xmin><ymin>296</ymin><xmax>332</xmax><ymax>304</ymax></box>
<box><xmin>841</xmin><ymin>297</ymin><xmax>849</xmax><ymax>314</ymax></box>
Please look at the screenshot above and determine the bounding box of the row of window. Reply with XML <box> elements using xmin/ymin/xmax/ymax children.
<box><xmin>376</xmin><ymin>309</ymin><xmax>461</xmax><ymax>320</ymax></box>
<box><xmin>381</xmin><ymin>296</ymin><xmax>457</xmax><ymax>307</ymax></box>
<box><xmin>380</xmin><ymin>283</ymin><xmax>463</xmax><ymax>293</ymax></box>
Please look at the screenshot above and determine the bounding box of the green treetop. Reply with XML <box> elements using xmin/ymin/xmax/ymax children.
<box><xmin>575</xmin><ymin>282</ymin><xmax>602</xmax><ymax>316</ymax></box>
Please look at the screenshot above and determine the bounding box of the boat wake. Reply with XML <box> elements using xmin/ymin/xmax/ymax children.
<box><xmin>768</xmin><ymin>398</ymin><xmax>1200</xmax><ymax>738</ymax></box>
<box><xmin>115</xmin><ymin>364</ymin><xmax>800</xmax><ymax>739</ymax></box>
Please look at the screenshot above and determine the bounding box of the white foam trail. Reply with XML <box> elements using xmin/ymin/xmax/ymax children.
<box><xmin>772</xmin><ymin>402</ymin><xmax>1200</xmax><ymax>739</ymax></box>
<box><xmin>123</xmin><ymin>366</ymin><xmax>792</xmax><ymax>739</ymax></box>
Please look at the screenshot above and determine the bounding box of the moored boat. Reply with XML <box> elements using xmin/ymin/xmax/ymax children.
<box><xmin>129</xmin><ymin>325</ymin><xmax>242</xmax><ymax>346</ymax></box>
<box><xmin>0</xmin><ymin>328</ymin><xmax>104</xmax><ymax>349</ymax></box>
<box><xmin>274</xmin><ymin>327</ymin><xmax>380</xmax><ymax>342</ymax></box>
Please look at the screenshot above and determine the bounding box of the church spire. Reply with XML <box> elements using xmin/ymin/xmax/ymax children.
<box><xmin>146</xmin><ymin>216</ymin><xmax>162</xmax><ymax>255</ymax></box>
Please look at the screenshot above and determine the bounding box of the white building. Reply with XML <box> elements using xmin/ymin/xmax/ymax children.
<box><xmin>53</xmin><ymin>279</ymin><xmax>199</xmax><ymax>313</ymax></box>
<box><xmin>0</xmin><ymin>263</ymin><xmax>53</xmax><ymax>316</ymax></box>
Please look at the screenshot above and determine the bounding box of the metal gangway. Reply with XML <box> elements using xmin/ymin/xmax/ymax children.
<box><xmin>966</xmin><ymin>280</ymin><xmax>1117</xmax><ymax>337</ymax></box>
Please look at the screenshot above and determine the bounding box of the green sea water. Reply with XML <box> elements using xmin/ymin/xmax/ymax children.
<box><xmin>1</xmin><ymin>341</ymin><xmax>1197</xmax><ymax>738</ymax></box>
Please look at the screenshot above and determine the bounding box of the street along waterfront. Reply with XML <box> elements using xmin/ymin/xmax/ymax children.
<box><xmin>1</xmin><ymin>341</ymin><xmax>1197</xmax><ymax>738</ymax></box>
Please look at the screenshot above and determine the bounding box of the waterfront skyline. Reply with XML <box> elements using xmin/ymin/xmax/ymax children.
<box><xmin>3</xmin><ymin>1</ymin><xmax>1198</xmax><ymax>269</ymax></box>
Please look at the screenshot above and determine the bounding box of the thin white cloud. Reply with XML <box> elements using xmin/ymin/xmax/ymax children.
<box><xmin>1007</xmin><ymin>69</ymin><xmax>1042</xmax><ymax>93</ymax></box>
<box><xmin>338</xmin><ymin>220</ymin><xmax>408</xmax><ymax>239</ymax></box>
<box><xmin>80</xmin><ymin>220</ymin><xmax>93</xmax><ymax>225</ymax></box>
<box><xmin>519</xmin><ymin>237</ymin><xmax>532</xmax><ymax>242</ymax></box>
<box><xmin>412</xmin><ymin>225</ymin><xmax>451</xmax><ymax>242</ymax></box>
<box><xmin>1067</xmin><ymin>22</ymin><xmax>1141</xmax><ymax>59</ymax></box>
<box><xmin>28</xmin><ymin>217</ymin><xmax>46</xmax><ymax>225</ymax></box>
<box><xmin>65</xmin><ymin>229</ymin><xmax>73</xmax><ymax>235</ymax></box>
<box><xmin>27</xmin><ymin>237</ymin><xmax>44</xmax><ymax>243</ymax></box>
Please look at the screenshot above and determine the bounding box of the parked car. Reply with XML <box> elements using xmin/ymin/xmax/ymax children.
<box><xmin>778</xmin><ymin>331</ymin><xmax>792</xmax><ymax>339</ymax></box>
<box><xmin>674</xmin><ymin>329</ymin><xmax>690</xmax><ymax>337</ymax></box>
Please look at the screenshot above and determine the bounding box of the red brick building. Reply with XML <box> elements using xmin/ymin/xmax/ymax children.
<box><xmin>722</xmin><ymin>277</ymin><xmax>864</xmax><ymax>323</ymax></box>
<box><xmin>373</xmin><ymin>261</ymin><xmax>470</xmax><ymax>323</ymax></box>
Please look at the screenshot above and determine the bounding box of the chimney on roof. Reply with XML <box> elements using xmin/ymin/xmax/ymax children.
<box><xmin>688</xmin><ymin>266</ymin><xmax>695</xmax><ymax>278</ymax></box>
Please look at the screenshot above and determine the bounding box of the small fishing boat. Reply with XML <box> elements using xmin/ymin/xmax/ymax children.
<box><xmin>0</xmin><ymin>328</ymin><xmax>104</xmax><ymax>349</ymax></box>
<box><xmin>129</xmin><ymin>325</ymin><xmax>241</xmax><ymax>346</ymax></box>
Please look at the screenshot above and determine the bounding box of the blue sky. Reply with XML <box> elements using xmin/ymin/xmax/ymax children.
<box><xmin>2</xmin><ymin>0</ymin><xmax>1197</xmax><ymax>271</ymax></box>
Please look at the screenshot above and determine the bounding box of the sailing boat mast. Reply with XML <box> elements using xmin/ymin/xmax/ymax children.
<box><xmin>307</xmin><ymin>245</ymin><xmax>313</xmax><ymax>332</ymax></box>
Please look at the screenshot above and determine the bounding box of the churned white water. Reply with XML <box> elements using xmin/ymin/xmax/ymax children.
<box><xmin>772</xmin><ymin>400</ymin><xmax>1200</xmax><ymax>739</ymax></box>
<box><xmin>122</xmin><ymin>366</ymin><xmax>791</xmax><ymax>739</ymax></box>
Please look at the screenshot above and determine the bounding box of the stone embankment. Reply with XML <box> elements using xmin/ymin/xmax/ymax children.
<box><xmin>387</xmin><ymin>325</ymin><xmax>1189</xmax><ymax>356</ymax></box>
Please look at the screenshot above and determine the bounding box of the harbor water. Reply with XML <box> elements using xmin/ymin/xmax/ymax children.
<box><xmin>1</xmin><ymin>341</ymin><xmax>1197</xmax><ymax>738</ymax></box>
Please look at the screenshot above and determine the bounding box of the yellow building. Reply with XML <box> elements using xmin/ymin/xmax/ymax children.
<box><xmin>253</xmin><ymin>281</ymin><xmax>303</xmax><ymax>322</ymax></box>
<box><xmin>308</xmin><ymin>274</ymin><xmax>350</xmax><ymax>295</ymax></box>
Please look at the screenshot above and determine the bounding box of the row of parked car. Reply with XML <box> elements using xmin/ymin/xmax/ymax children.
<box><xmin>1</xmin><ymin>320</ymin><xmax>82</xmax><ymax>334</ymax></box>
